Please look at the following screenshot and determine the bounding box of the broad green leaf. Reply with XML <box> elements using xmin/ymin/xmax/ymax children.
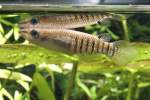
<box><xmin>0</xmin><ymin>69</ymin><xmax>32</xmax><ymax>82</ymax></box>
<box><xmin>33</xmin><ymin>72</ymin><xmax>55</xmax><ymax>100</ymax></box>
<box><xmin>0</xmin><ymin>44</ymin><xmax>71</xmax><ymax>64</ymax></box>
<box><xmin>0</xmin><ymin>43</ymin><xmax>149</xmax><ymax>73</ymax></box>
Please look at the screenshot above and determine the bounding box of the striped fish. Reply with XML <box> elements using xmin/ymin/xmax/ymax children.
<box><xmin>19</xmin><ymin>13</ymin><xmax>118</xmax><ymax>29</ymax></box>
<box><xmin>19</xmin><ymin>13</ymin><xmax>137</xmax><ymax>66</ymax></box>
<box><xmin>20</xmin><ymin>28</ymin><xmax>118</xmax><ymax>56</ymax></box>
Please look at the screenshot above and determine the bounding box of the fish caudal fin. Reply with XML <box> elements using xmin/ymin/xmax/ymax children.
<box><xmin>111</xmin><ymin>41</ymin><xmax>137</xmax><ymax>66</ymax></box>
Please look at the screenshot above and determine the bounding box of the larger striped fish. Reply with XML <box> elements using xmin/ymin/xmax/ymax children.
<box><xmin>19</xmin><ymin>13</ymin><xmax>119</xmax><ymax>29</ymax></box>
<box><xmin>20</xmin><ymin>28</ymin><xmax>118</xmax><ymax>56</ymax></box>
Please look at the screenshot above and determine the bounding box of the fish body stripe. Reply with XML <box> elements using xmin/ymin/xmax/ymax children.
<box><xmin>71</xmin><ymin>38</ymin><xmax>116</xmax><ymax>56</ymax></box>
<box><xmin>93</xmin><ymin>40</ymin><xmax>98</xmax><ymax>53</ymax></box>
<box><xmin>108</xmin><ymin>43</ymin><xmax>114</xmax><ymax>56</ymax></box>
<box><xmin>98</xmin><ymin>40</ymin><xmax>103</xmax><ymax>53</ymax></box>
<box><xmin>76</xmin><ymin>36</ymin><xmax>82</xmax><ymax>53</ymax></box>
<box><xmin>103</xmin><ymin>42</ymin><xmax>109</xmax><ymax>54</ymax></box>
<box><xmin>81</xmin><ymin>38</ymin><xmax>87</xmax><ymax>53</ymax></box>
<box><xmin>87</xmin><ymin>38</ymin><xmax>93</xmax><ymax>54</ymax></box>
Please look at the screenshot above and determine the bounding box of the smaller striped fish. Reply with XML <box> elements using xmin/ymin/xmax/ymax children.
<box><xmin>19</xmin><ymin>13</ymin><xmax>119</xmax><ymax>29</ymax></box>
<box><xmin>20</xmin><ymin>28</ymin><xmax>118</xmax><ymax>56</ymax></box>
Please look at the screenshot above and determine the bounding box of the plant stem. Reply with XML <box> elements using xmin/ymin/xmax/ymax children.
<box><xmin>122</xmin><ymin>19</ymin><xmax>130</xmax><ymax>41</ymax></box>
<box><xmin>64</xmin><ymin>61</ymin><xmax>78</xmax><ymax>100</ymax></box>
<box><xmin>126</xmin><ymin>73</ymin><xmax>135</xmax><ymax>100</ymax></box>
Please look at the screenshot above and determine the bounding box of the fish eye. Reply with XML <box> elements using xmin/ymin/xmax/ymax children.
<box><xmin>30</xmin><ymin>30</ymin><xmax>39</xmax><ymax>39</ymax></box>
<box><xmin>30</xmin><ymin>18</ymin><xmax>38</xmax><ymax>25</ymax></box>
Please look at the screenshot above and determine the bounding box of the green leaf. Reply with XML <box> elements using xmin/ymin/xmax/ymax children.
<box><xmin>138</xmin><ymin>82</ymin><xmax>150</xmax><ymax>88</ymax></box>
<box><xmin>0</xmin><ymin>18</ymin><xmax>14</xmax><ymax>26</ymax></box>
<box><xmin>39</xmin><ymin>63</ymin><xmax>56</xmax><ymax>92</ymax></box>
<box><xmin>0</xmin><ymin>23</ymin><xmax>4</xmax><ymax>34</ymax></box>
<box><xmin>13</xmin><ymin>24</ymin><xmax>20</xmax><ymax>40</ymax></box>
<box><xmin>77</xmin><ymin>76</ymin><xmax>92</xmax><ymax>98</ymax></box>
<box><xmin>0</xmin><ymin>83</ymin><xmax>13</xmax><ymax>100</ymax></box>
<box><xmin>90</xmin><ymin>86</ymin><xmax>97</xmax><ymax>100</ymax></box>
<box><xmin>0</xmin><ymin>28</ymin><xmax>14</xmax><ymax>44</ymax></box>
<box><xmin>106</xmin><ymin>28</ymin><xmax>119</xmax><ymax>40</ymax></box>
<box><xmin>0</xmin><ymin>69</ymin><xmax>32</xmax><ymax>81</ymax></box>
<box><xmin>0</xmin><ymin>33</ymin><xmax>6</xmax><ymax>44</ymax></box>
<box><xmin>1</xmin><ymin>88</ymin><xmax>13</xmax><ymax>100</ymax></box>
<box><xmin>16</xmin><ymin>80</ymin><xmax>30</xmax><ymax>91</ymax></box>
<box><xmin>33</xmin><ymin>72</ymin><xmax>56</xmax><ymax>100</ymax></box>
<box><xmin>5</xmin><ymin>29</ymin><xmax>13</xmax><ymax>40</ymax></box>
<box><xmin>0</xmin><ymin>43</ymin><xmax>150</xmax><ymax>73</ymax></box>
<box><xmin>45</xmin><ymin>66</ymin><xmax>55</xmax><ymax>92</ymax></box>
<box><xmin>14</xmin><ymin>90</ymin><xmax>22</xmax><ymax>100</ymax></box>
<box><xmin>0</xmin><ymin>94</ymin><xmax>4</xmax><ymax>100</ymax></box>
<box><xmin>0</xmin><ymin>14</ymin><xmax>18</xmax><ymax>18</ymax></box>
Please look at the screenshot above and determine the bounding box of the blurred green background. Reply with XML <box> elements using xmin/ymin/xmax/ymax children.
<box><xmin>0</xmin><ymin>13</ymin><xmax>150</xmax><ymax>100</ymax></box>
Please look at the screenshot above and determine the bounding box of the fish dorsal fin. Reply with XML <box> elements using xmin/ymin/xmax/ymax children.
<box><xmin>98</xmin><ymin>33</ymin><xmax>111</xmax><ymax>42</ymax></box>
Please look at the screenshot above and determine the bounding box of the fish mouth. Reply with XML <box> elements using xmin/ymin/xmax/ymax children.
<box><xmin>19</xmin><ymin>24</ymin><xmax>26</xmax><ymax>33</ymax></box>
<box><xmin>19</xmin><ymin>23</ymin><xmax>26</xmax><ymax>30</ymax></box>
<box><xmin>19</xmin><ymin>23</ymin><xmax>29</xmax><ymax>38</ymax></box>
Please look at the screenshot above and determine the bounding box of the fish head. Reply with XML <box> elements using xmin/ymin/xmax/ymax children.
<box><xmin>19</xmin><ymin>22</ymin><xmax>49</xmax><ymax>43</ymax></box>
<box><xmin>19</xmin><ymin>15</ymin><xmax>43</xmax><ymax>40</ymax></box>
<box><xmin>19</xmin><ymin>15</ymin><xmax>53</xmax><ymax>29</ymax></box>
<box><xmin>19</xmin><ymin>16</ymin><xmax>40</xmax><ymax>28</ymax></box>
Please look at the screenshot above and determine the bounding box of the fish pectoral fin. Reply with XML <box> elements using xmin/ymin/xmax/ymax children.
<box><xmin>97</xmin><ymin>17</ymin><xmax>112</xmax><ymax>25</ymax></box>
<box><xmin>54</xmin><ymin>36</ymin><xmax>72</xmax><ymax>44</ymax></box>
<box><xmin>51</xmin><ymin>36</ymin><xmax>72</xmax><ymax>49</ymax></box>
<box><xmin>48</xmin><ymin>36</ymin><xmax>72</xmax><ymax>53</ymax></box>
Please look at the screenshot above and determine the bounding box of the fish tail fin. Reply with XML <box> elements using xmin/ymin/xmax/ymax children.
<box><xmin>111</xmin><ymin>40</ymin><xmax>137</xmax><ymax>66</ymax></box>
